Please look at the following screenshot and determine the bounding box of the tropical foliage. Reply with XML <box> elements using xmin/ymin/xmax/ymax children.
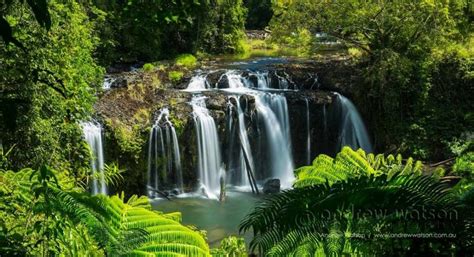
<box><xmin>240</xmin><ymin>148</ymin><xmax>474</xmax><ymax>256</ymax></box>
<box><xmin>294</xmin><ymin>147</ymin><xmax>423</xmax><ymax>187</ymax></box>
<box><xmin>269</xmin><ymin>0</ymin><xmax>474</xmax><ymax>160</ymax></box>
<box><xmin>0</xmin><ymin>166</ymin><xmax>211</xmax><ymax>256</ymax></box>
<box><xmin>211</xmin><ymin>236</ymin><xmax>248</xmax><ymax>257</ymax></box>
<box><xmin>0</xmin><ymin>1</ymin><xmax>103</xmax><ymax>173</ymax></box>
<box><xmin>94</xmin><ymin>0</ymin><xmax>247</xmax><ymax>64</ymax></box>
<box><xmin>1</xmin><ymin>1</ymin><xmax>473</xmax><ymax>256</ymax></box>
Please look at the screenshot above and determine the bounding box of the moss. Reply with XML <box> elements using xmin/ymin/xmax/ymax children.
<box><xmin>133</xmin><ymin>108</ymin><xmax>151</xmax><ymax>125</ymax></box>
<box><xmin>127</xmin><ymin>83</ymin><xmax>146</xmax><ymax>101</ymax></box>
<box><xmin>142</xmin><ymin>63</ymin><xmax>155</xmax><ymax>72</ymax></box>
<box><xmin>168</xmin><ymin>71</ymin><xmax>184</xmax><ymax>83</ymax></box>
<box><xmin>170</xmin><ymin>115</ymin><xmax>186</xmax><ymax>136</ymax></box>
<box><xmin>106</xmin><ymin>118</ymin><xmax>147</xmax><ymax>160</ymax></box>
<box><xmin>151</xmin><ymin>74</ymin><xmax>161</xmax><ymax>89</ymax></box>
<box><xmin>175</xmin><ymin>54</ymin><xmax>198</xmax><ymax>69</ymax></box>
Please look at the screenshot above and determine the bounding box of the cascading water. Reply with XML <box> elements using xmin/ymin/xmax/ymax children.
<box><xmin>254</xmin><ymin>94</ymin><xmax>295</xmax><ymax>188</ymax></box>
<box><xmin>225</xmin><ymin>70</ymin><xmax>247</xmax><ymax>89</ymax></box>
<box><xmin>186</xmin><ymin>70</ymin><xmax>296</xmax><ymax>190</ymax></box>
<box><xmin>184</xmin><ymin>74</ymin><xmax>210</xmax><ymax>92</ymax></box>
<box><xmin>81</xmin><ymin>121</ymin><xmax>107</xmax><ymax>195</ymax></box>
<box><xmin>102</xmin><ymin>76</ymin><xmax>114</xmax><ymax>90</ymax></box>
<box><xmin>253</xmin><ymin>71</ymin><xmax>270</xmax><ymax>89</ymax></box>
<box><xmin>336</xmin><ymin>93</ymin><xmax>373</xmax><ymax>153</ymax></box>
<box><xmin>305</xmin><ymin>98</ymin><xmax>311</xmax><ymax>164</ymax></box>
<box><xmin>228</xmin><ymin>96</ymin><xmax>253</xmax><ymax>189</ymax></box>
<box><xmin>181</xmin><ymin>63</ymin><xmax>372</xmax><ymax>196</ymax></box>
<box><xmin>191</xmin><ymin>96</ymin><xmax>223</xmax><ymax>199</ymax></box>
<box><xmin>147</xmin><ymin>108</ymin><xmax>183</xmax><ymax>197</ymax></box>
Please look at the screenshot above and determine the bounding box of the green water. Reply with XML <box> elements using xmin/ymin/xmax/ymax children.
<box><xmin>151</xmin><ymin>191</ymin><xmax>261</xmax><ymax>247</ymax></box>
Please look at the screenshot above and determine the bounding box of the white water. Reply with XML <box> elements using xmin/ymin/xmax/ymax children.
<box><xmin>147</xmin><ymin>109</ymin><xmax>183</xmax><ymax>196</ymax></box>
<box><xmin>102</xmin><ymin>76</ymin><xmax>114</xmax><ymax>90</ymax></box>
<box><xmin>221</xmin><ymin>72</ymin><xmax>294</xmax><ymax>187</ymax></box>
<box><xmin>336</xmin><ymin>93</ymin><xmax>373</xmax><ymax>153</ymax></box>
<box><xmin>81</xmin><ymin>121</ymin><xmax>107</xmax><ymax>195</ymax></box>
<box><xmin>191</xmin><ymin>96</ymin><xmax>223</xmax><ymax>199</ymax></box>
<box><xmin>254</xmin><ymin>94</ymin><xmax>295</xmax><ymax>188</ymax></box>
<box><xmin>184</xmin><ymin>71</ymin><xmax>296</xmax><ymax>190</ymax></box>
<box><xmin>229</xmin><ymin>96</ymin><xmax>253</xmax><ymax>189</ymax></box>
<box><xmin>181</xmin><ymin>68</ymin><xmax>372</xmax><ymax>195</ymax></box>
<box><xmin>184</xmin><ymin>74</ymin><xmax>211</xmax><ymax>92</ymax></box>
<box><xmin>253</xmin><ymin>71</ymin><xmax>270</xmax><ymax>89</ymax></box>
<box><xmin>305</xmin><ymin>98</ymin><xmax>311</xmax><ymax>164</ymax></box>
<box><xmin>226</xmin><ymin>71</ymin><xmax>247</xmax><ymax>89</ymax></box>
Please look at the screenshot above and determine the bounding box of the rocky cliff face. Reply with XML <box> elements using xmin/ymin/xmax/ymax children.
<box><xmin>95</xmin><ymin>57</ymin><xmax>360</xmax><ymax>195</ymax></box>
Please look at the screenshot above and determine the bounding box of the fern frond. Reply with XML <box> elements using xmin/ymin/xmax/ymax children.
<box><xmin>295</xmin><ymin>148</ymin><xmax>425</xmax><ymax>188</ymax></box>
<box><xmin>241</xmin><ymin>174</ymin><xmax>455</xmax><ymax>255</ymax></box>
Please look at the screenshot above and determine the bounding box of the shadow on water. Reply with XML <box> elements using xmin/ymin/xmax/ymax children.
<box><xmin>151</xmin><ymin>190</ymin><xmax>261</xmax><ymax>247</ymax></box>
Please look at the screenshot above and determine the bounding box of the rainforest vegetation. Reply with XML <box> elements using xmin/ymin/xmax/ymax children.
<box><xmin>0</xmin><ymin>0</ymin><xmax>473</xmax><ymax>256</ymax></box>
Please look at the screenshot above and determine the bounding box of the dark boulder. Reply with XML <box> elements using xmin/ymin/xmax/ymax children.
<box><xmin>263</xmin><ymin>179</ymin><xmax>280</xmax><ymax>194</ymax></box>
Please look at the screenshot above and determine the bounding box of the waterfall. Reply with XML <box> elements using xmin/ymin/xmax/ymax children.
<box><xmin>103</xmin><ymin>76</ymin><xmax>112</xmax><ymax>90</ymax></box>
<box><xmin>254</xmin><ymin>94</ymin><xmax>295</xmax><ymax>188</ymax></box>
<box><xmin>191</xmin><ymin>96</ymin><xmax>223</xmax><ymax>199</ymax></box>
<box><xmin>305</xmin><ymin>98</ymin><xmax>311</xmax><ymax>164</ymax></box>
<box><xmin>253</xmin><ymin>71</ymin><xmax>270</xmax><ymax>89</ymax></box>
<box><xmin>184</xmin><ymin>74</ymin><xmax>210</xmax><ymax>92</ymax></box>
<box><xmin>229</xmin><ymin>96</ymin><xmax>253</xmax><ymax>189</ymax></box>
<box><xmin>185</xmin><ymin>71</ymin><xmax>295</xmax><ymax>189</ymax></box>
<box><xmin>226</xmin><ymin>70</ymin><xmax>247</xmax><ymax>89</ymax></box>
<box><xmin>266</xmin><ymin>94</ymin><xmax>291</xmax><ymax>141</ymax></box>
<box><xmin>147</xmin><ymin>108</ymin><xmax>183</xmax><ymax>197</ymax></box>
<box><xmin>274</xmin><ymin>72</ymin><xmax>289</xmax><ymax>90</ymax></box>
<box><xmin>81</xmin><ymin>121</ymin><xmax>107</xmax><ymax>195</ymax></box>
<box><xmin>180</xmin><ymin>67</ymin><xmax>373</xmax><ymax>195</ymax></box>
<box><xmin>336</xmin><ymin>93</ymin><xmax>373</xmax><ymax>153</ymax></box>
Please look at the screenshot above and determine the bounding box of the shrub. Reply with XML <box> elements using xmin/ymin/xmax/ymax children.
<box><xmin>211</xmin><ymin>236</ymin><xmax>247</xmax><ymax>257</ymax></box>
<box><xmin>168</xmin><ymin>71</ymin><xmax>184</xmax><ymax>83</ymax></box>
<box><xmin>175</xmin><ymin>54</ymin><xmax>198</xmax><ymax>68</ymax></box>
<box><xmin>142</xmin><ymin>63</ymin><xmax>155</xmax><ymax>72</ymax></box>
<box><xmin>235</xmin><ymin>38</ymin><xmax>251</xmax><ymax>55</ymax></box>
<box><xmin>453</xmin><ymin>152</ymin><xmax>474</xmax><ymax>177</ymax></box>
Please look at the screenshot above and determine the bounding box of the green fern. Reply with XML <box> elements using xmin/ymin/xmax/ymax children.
<box><xmin>0</xmin><ymin>167</ymin><xmax>211</xmax><ymax>256</ymax></box>
<box><xmin>294</xmin><ymin>147</ymin><xmax>423</xmax><ymax>188</ymax></box>
<box><xmin>103</xmin><ymin>194</ymin><xmax>210</xmax><ymax>256</ymax></box>
<box><xmin>241</xmin><ymin>167</ymin><xmax>460</xmax><ymax>256</ymax></box>
<box><xmin>241</xmin><ymin>174</ymin><xmax>455</xmax><ymax>256</ymax></box>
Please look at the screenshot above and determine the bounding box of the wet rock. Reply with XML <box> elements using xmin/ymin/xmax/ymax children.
<box><xmin>246</xmin><ymin>30</ymin><xmax>270</xmax><ymax>40</ymax></box>
<box><xmin>263</xmin><ymin>179</ymin><xmax>280</xmax><ymax>194</ymax></box>
<box><xmin>110</xmin><ymin>77</ymin><xmax>127</xmax><ymax>89</ymax></box>
<box><xmin>171</xmin><ymin>189</ymin><xmax>181</xmax><ymax>196</ymax></box>
<box><xmin>204</xmin><ymin>92</ymin><xmax>227</xmax><ymax>110</ymax></box>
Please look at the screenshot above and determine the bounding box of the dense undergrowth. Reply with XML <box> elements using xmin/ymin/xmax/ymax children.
<box><xmin>0</xmin><ymin>0</ymin><xmax>473</xmax><ymax>256</ymax></box>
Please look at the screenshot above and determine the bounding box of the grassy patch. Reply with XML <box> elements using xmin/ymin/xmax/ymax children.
<box><xmin>142</xmin><ymin>63</ymin><xmax>155</xmax><ymax>72</ymax></box>
<box><xmin>168</xmin><ymin>71</ymin><xmax>184</xmax><ymax>83</ymax></box>
<box><xmin>175</xmin><ymin>54</ymin><xmax>198</xmax><ymax>69</ymax></box>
